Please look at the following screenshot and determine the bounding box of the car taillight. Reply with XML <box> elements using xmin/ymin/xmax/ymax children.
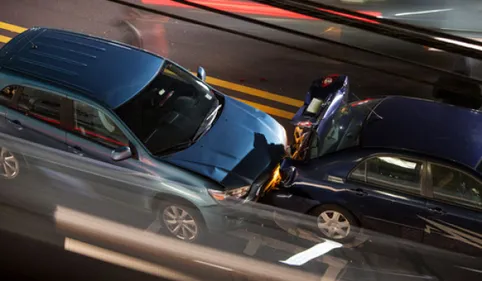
<box><xmin>321</xmin><ymin>77</ymin><xmax>334</xmax><ymax>87</ymax></box>
<box><xmin>350</xmin><ymin>98</ymin><xmax>373</xmax><ymax>107</ymax></box>
<box><xmin>297</xmin><ymin>121</ymin><xmax>313</xmax><ymax>128</ymax></box>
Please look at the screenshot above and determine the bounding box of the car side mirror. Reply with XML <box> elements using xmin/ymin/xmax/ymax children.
<box><xmin>197</xmin><ymin>66</ymin><xmax>206</xmax><ymax>81</ymax></box>
<box><xmin>111</xmin><ymin>146</ymin><xmax>132</xmax><ymax>161</ymax></box>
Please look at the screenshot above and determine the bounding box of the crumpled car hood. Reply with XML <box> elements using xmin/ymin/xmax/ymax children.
<box><xmin>163</xmin><ymin>96</ymin><xmax>287</xmax><ymax>189</ymax></box>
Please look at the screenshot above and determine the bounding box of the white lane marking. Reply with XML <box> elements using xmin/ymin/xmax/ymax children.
<box><xmin>280</xmin><ymin>240</ymin><xmax>342</xmax><ymax>266</ymax></box>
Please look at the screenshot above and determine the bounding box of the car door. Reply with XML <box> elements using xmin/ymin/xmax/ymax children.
<box><xmin>422</xmin><ymin>162</ymin><xmax>482</xmax><ymax>256</ymax></box>
<box><xmin>0</xmin><ymin>85</ymin><xmax>22</xmax><ymax>180</ymax></box>
<box><xmin>64</xmin><ymin>97</ymin><xmax>155</xmax><ymax>210</ymax></box>
<box><xmin>64</xmin><ymin>98</ymin><xmax>130</xmax><ymax>163</ymax></box>
<box><xmin>0</xmin><ymin>85</ymin><xmax>70</xmax><ymax>215</ymax></box>
<box><xmin>0</xmin><ymin>85</ymin><xmax>19</xmax><ymax>133</ymax></box>
<box><xmin>347</xmin><ymin>154</ymin><xmax>430</xmax><ymax>242</ymax></box>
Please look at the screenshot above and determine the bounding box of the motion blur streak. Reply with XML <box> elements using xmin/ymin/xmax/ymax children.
<box><xmin>394</xmin><ymin>9</ymin><xmax>453</xmax><ymax>17</ymax></box>
<box><xmin>435</xmin><ymin>36</ymin><xmax>482</xmax><ymax>52</ymax></box>
<box><xmin>55</xmin><ymin>206</ymin><xmax>321</xmax><ymax>281</ymax></box>
<box><xmin>193</xmin><ymin>260</ymin><xmax>233</xmax><ymax>271</ymax></box>
<box><xmin>142</xmin><ymin>0</ymin><xmax>314</xmax><ymax>19</ymax></box>
<box><xmin>142</xmin><ymin>0</ymin><xmax>381</xmax><ymax>20</ymax></box>
<box><xmin>234</xmin><ymin>97</ymin><xmax>295</xmax><ymax>119</ymax></box>
<box><xmin>317</xmin><ymin>7</ymin><xmax>379</xmax><ymax>24</ymax></box>
<box><xmin>65</xmin><ymin>238</ymin><xmax>198</xmax><ymax>281</ymax></box>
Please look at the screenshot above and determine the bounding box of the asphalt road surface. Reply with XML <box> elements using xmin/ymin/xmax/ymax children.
<box><xmin>1</xmin><ymin>1</ymin><xmax>482</xmax><ymax>280</ymax></box>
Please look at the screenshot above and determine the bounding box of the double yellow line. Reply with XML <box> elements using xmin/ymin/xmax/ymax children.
<box><xmin>0</xmin><ymin>21</ymin><xmax>302</xmax><ymax>119</ymax></box>
<box><xmin>0</xmin><ymin>21</ymin><xmax>27</xmax><ymax>43</ymax></box>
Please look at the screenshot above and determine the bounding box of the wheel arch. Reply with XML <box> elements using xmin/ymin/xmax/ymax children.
<box><xmin>151</xmin><ymin>193</ymin><xmax>207</xmax><ymax>227</ymax></box>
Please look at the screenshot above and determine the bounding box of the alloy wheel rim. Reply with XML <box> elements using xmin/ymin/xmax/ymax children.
<box><xmin>0</xmin><ymin>148</ymin><xmax>19</xmax><ymax>179</ymax></box>
<box><xmin>317</xmin><ymin>210</ymin><xmax>350</xmax><ymax>239</ymax></box>
<box><xmin>162</xmin><ymin>205</ymin><xmax>198</xmax><ymax>241</ymax></box>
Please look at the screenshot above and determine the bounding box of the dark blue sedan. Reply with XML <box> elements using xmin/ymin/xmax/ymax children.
<box><xmin>266</xmin><ymin>77</ymin><xmax>482</xmax><ymax>256</ymax></box>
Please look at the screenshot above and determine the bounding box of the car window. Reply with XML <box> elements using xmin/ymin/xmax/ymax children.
<box><xmin>0</xmin><ymin>85</ymin><xmax>20</xmax><ymax>106</ymax></box>
<box><xmin>312</xmin><ymin>98</ymin><xmax>381</xmax><ymax>159</ymax></box>
<box><xmin>17</xmin><ymin>87</ymin><xmax>62</xmax><ymax>126</ymax></box>
<box><xmin>349</xmin><ymin>161</ymin><xmax>366</xmax><ymax>182</ymax></box>
<box><xmin>365</xmin><ymin>156</ymin><xmax>423</xmax><ymax>195</ymax></box>
<box><xmin>73</xmin><ymin>100</ymin><xmax>128</xmax><ymax>148</ymax></box>
<box><xmin>430</xmin><ymin>164</ymin><xmax>482</xmax><ymax>209</ymax></box>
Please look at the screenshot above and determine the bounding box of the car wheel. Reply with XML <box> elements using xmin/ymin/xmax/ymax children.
<box><xmin>0</xmin><ymin>147</ymin><xmax>20</xmax><ymax>179</ymax></box>
<box><xmin>159</xmin><ymin>202</ymin><xmax>206</xmax><ymax>243</ymax></box>
<box><xmin>309</xmin><ymin>205</ymin><xmax>359</xmax><ymax>241</ymax></box>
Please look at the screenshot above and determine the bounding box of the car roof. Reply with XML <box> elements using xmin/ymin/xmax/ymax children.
<box><xmin>360</xmin><ymin>96</ymin><xmax>482</xmax><ymax>169</ymax></box>
<box><xmin>0</xmin><ymin>27</ymin><xmax>164</xmax><ymax>108</ymax></box>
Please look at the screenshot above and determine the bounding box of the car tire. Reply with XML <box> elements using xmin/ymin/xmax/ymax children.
<box><xmin>0</xmin><ymin>147</ymin><xmax>21</xmax><ymax>180</ymax></box>
<box><xmin>309</xmin><ymin>204</ymin><xmax>359</xmax><ymax>242</ymax></box>
<box><xmin>158</xmin><ymin>201</ymin><xmax>206</xmax><ymax>243</ymax></box>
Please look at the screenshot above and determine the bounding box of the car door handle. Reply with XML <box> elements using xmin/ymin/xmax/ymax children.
<box><xmin>350</xmin><ymin>188</ymin><xmax>368</xmax><ymax>197</ymax></box>
<box><xmin>7</xmin><ymin>119</ymin><xmax>23</xmax><ymax>131</ymax></box>
<box><xmin>428</xmin><ymin>207</ymin><xmax>446</xmax><ymax>215</ymax></box>
<box><xmin>68</xmin><ymin>145</ymin><xmax>84</xmax><ymax>157</ymax></box>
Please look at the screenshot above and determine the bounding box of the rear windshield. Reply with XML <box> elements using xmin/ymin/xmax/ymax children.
<box><xmin>308</xmin><ymin>98</ymin><xmax>381</xmax><ymax>159</ymax></box>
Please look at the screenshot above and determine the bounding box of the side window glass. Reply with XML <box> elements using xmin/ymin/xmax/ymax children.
<box><xmin>366</xmin><ymin>156</ymin><xmax>423</xmax><ymax>194</ymax></box>
<box><xmin>349</xmin><ymin>161</ymin><xmax>366</xmax><ymax>182</ymax></box>
<box><xmin>18</xmin><ymin>87</ymin><xmax>61</xmax><ymax>126</ymax></box>
<box><xmin>431</xmin><ymin>164</ymin><xmax>482</xmax><ymax>209</ymax></box>
<box><xmin>73</xmin><ymin>100</ymin><xmax>128</xmax><ymax>148</ymax></box>
<box><xmin>0</xmin><ymin>85</ymin><xmax>20</xmax><ymax>106</ymax></box>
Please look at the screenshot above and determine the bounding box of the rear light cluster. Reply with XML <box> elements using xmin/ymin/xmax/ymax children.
<box><xmin>321</xmin><ymin>77</ymin><xmax>333</xmax><ymax>87</ymax></box>
<box><xmin>350</xmin><ymin>98</ymin><xmax>373</xmax><ymax>107</ymax></box>
<box><xmin>296</xmin><ymin>121</ymin><xmax>313</xmax><ymax>128</ymax></box>
<box><xmin>208</xmin><ymin>185</ymin><xmax>250</xmax><ymax>201</ymax></box>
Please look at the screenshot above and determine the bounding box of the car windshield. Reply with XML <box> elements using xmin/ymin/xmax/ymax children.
<box><xmin>309</xmin><ymin>98</ymin><xmax>381</xmax><ymax>159</ymax></box>
<box><xmin>115</xmin><ymin>61</ymin><xmax>220</xmax><ymax>155</ymax></box>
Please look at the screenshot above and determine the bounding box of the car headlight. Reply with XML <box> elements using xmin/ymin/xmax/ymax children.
<box><xmin>208</xmin><ymin>185</ymin><xmax>251</xmax><ymax>201</ymax></box>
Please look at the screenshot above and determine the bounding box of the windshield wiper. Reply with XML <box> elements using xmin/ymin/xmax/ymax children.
<box><xmin>192</xmin><ymin>104</ymin><xmax>223</xmax><ymax>142</ymax></box>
